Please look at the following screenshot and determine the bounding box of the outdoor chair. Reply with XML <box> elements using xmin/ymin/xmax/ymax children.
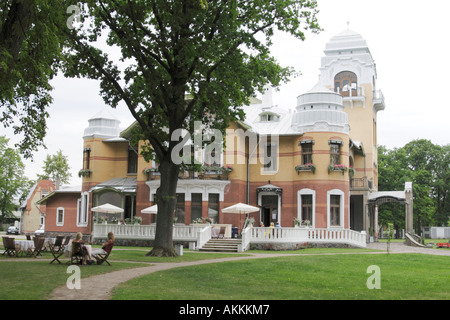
<box><xmin>94</xmin><ymin>244</ymin><xmax>114</xmax><ymax>266</ymax></box>
<box><xmin>2</xmin><ymin>237</ymin><xmax>17</xmax><ymax>257</ymax></box>
<box><xmin>70</xmin><ymin>242</ymin><xmax>84</xmax><ymax>265</ymax></box>
<box><xmin>63</xmin><ymin>236</ymin><xmax>71</xmax><ymax>249</ymax></box>
<box><xmin>29</xmin><ymin>237</ymin><xmax>45</xmax><ymax>258</ymax></box>
<box><xmin>26</xmin><ymin>234</ymin><xmax>31</xmax><ymax>240</ymax></box>
<box><xmin>49</xmin><ymin>235</ymin><xmax>66</xmax><ymax>264</ymax></box>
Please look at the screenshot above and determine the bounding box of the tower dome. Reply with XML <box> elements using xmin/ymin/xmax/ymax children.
<box><xmin>291</xmin><ymin>82</ymin><xmax>349</xmax><ymax>134</ymax></box>
<box><xmin>83</xmin><ymin>109</ymin><xmax>121</xmax><ymax>139</ymax></box>
<box><xmin>324</xmin><ymin>28</ymin><xmax>370</xmax><ymax>55</ymax></box>
<box><xmin>320</xmin><ymin>27</ymin><xmax>377</xmax><ymax>92</ymax></box>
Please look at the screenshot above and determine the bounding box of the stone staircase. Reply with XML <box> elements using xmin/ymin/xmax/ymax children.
<box><xmin>199</xmin><ymin>238</ymin><xmax>242</xmax><ymax>252</ymax></box>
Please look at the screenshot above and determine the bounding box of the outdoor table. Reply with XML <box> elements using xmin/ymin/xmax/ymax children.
<box><xmin>15</xmin><ymin>240</ymin><xmax>35</xmax><ymax>256</ymax></box>
<box><xmin>64</xmin><ymin>241</ymin><xmax>92</xmax><ymax>258</ymax></box>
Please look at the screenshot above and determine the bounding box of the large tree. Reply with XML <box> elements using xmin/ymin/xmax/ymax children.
<box><xmin>0</xmin><ymin>136</ymin><xmax>27</xmax><ymax>225</ymax></box>
<box><xmin>37</xmin><ymin>149</ymin><xmax>72</xmax><ymax>186</ymax></box>
<box><xmin>0</xmin><ymin>0</ymin><xmax>66</xmax><ymax>158</ymax></box>
<box><xmin>378</xmin><ymin>140</ymin><xmax>450</xmax><ymax>234</ymax></box>
<box><xmin>63</xmin><ymin>0</ymin><xmax>320</xmax><ymax>256</ymax></box>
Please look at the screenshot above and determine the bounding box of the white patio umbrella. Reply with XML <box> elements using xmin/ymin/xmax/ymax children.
<box><xmin>222</xmin><ymin>203</ymin><xmax>260</xmax><ymax>231</ymax></box>
<box><xmin>141</xmin><ymin>204</ymin><xmax>158</xmax><ymax>214</ymax></box>
<box><xmin>222</xmin><ymin>203</ymin><xmax>260</xmax><ymax>214</ymax></box>
<box><xmin>91</xmin><ymin>203</ymin><xmax>124</xmax><ymax>214</ymax></box>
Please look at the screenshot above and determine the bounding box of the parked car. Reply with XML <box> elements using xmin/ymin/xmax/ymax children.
<box><xmin>35</xmin><ymin>225</ymin><xmax>45</xmax><ymax>235</ymax></box>
<box><xmin>6</xmin><ymin>226</ymin><xmax>19</xmax><ymax>235</ymax></box>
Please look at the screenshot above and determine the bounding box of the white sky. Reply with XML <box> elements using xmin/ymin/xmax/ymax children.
<box><xmin>2</xmin><ymin>0</ymin><xmax>449</xmax><ymax>186</ymax></box>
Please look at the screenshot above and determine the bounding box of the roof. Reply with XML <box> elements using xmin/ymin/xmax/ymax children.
<box><xmin>324</xmin><ymin>28</ymin><xmax>370</xmax><ymax>54</ymax></box>
<box><xmin>89</xmin><ymin>177</ymin><xmax>137</xmax><ymax>193</ymax></box>
<box><xmin>37</xmin><ymin>185</ymin><xmax>81</xmax><ymax>204</ymax></box>
<box><xmin>89</xmin><ymin>109</ymin><xmax>120</xmax><ymax>122</ymax></box>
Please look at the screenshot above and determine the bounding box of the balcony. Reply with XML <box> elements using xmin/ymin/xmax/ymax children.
<box><xmin>373</xmin><ymin>90</ymin><xmax>385</xmax><ymax>112</ymax></box>
<box><xmin>350</xmin><ymin>177</ymin><xmax>372</xmax><ymax>191</ymax></box>
<box><xmin>145</xmin><ymin>165</ymin><xmax>232</xmax><ymax>181</ymax></box>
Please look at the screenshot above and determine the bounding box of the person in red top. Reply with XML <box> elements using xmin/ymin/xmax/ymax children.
<box><xmin>91</xmin><ymin>232</ymin><xmax>114</xmax><ymax>258</ymax></box>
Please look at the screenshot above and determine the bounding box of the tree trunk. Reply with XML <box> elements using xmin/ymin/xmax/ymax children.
<box><xmin>0</xmin><ymin>0</ymin><xmax>35</xmax><ymax>61</ymax></box>
<box><xmin>147</xmin><ymin>160</ymin><xmax>180</xmax><ymax>257</ymax></box>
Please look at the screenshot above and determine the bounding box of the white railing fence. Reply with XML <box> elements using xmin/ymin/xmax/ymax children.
<box><xmin>239</xmin><ymin>226</ymin><xmax>252</xmax><ymax>252</ymax></box>
<box><xmin>93</xmin><ymin>223</ymin><xmax>208</xmax><ymax>241</ymax></box>
<box><xmin>249</xmin><ymin>227</ymin><xmax>366</xmax><ymax>248</ymax></box>
<box><xmin>93</xmin><ymin>224</ymin><xmax>367</xmax><ymax>249</ymax></box>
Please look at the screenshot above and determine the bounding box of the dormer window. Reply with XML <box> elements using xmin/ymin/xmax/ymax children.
<box><xmin>260</xmin><ymin>111</ymin><xmax>280</xmax><ymax>122</ymax></box>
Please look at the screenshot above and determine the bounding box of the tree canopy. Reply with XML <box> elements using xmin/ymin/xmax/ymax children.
<box><xmin>37</xmin><ymin>149</ymin><xmax>72</xmax><ymax>186</ymax></box>
<box><xmin>62</xmin><ymin>0</ymin><xmax>321</xmax><ymax>256</ymax></box>
<box><xmin>378</xmin><ymin>139</ymin><xmax>450</xmax><ymax>235</ymax></box>
<box><xmin>0</xmin><ymin>0</ymin><xmax>66</xmax><ymax>158</ymax></box>
<box><xmin>0</xmin><ymin>136</ymin><xmax>31</xmax><ymax>224</ymax></box>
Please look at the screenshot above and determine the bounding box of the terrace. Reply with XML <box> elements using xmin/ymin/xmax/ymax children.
<box><xmin>92</xmin><ymin>223</ymin><xmax>367</xmax><ymax>251</ymax></box>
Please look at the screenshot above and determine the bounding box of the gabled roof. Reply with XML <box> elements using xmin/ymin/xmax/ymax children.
<box><xmin>37</xmin><ymin>185</ymin><xmax>81</xmax><ymax>205</ymax></box>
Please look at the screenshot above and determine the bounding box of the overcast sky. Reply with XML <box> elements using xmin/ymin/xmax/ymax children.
<box><xmin>2</xmin><ymin>0</ymin><xmax>449</xmax><ymax>187</ymax></box>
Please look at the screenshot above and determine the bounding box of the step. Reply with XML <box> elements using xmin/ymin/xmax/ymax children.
<box><xmin>198</xmin><ymin>239</ymin><xmax>242</xmax><ymax>252</ymax></box>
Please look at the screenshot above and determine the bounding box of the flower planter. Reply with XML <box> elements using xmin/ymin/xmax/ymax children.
<box><xmin>328</xmin><ymin>165</ymin><xmax>348</xmax><ymax>175</ymax></box>
<box><xmin>295</xmin><ymin>164</ymin><xmax>315</xmax><ymax>174</ymax></box>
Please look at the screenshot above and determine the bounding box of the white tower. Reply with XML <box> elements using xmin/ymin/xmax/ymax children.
<box><xmin>318</xmin><ymin>28</ymin><xmax>385</xmax><ymax>190</ymax></box>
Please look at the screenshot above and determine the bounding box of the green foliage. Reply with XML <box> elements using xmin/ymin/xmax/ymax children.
<box><xmin>37</xmin><ymin>149</ymin><xmax>72</xmax><ymax>185</ymax></box>
<box><xmin>62</xmin><ymin>0</ymin><xmax>321</xmax><ymax>163</ymax></box>
<box><xmin>0</xmin><ymin>0</ymin><xmax>67</xmax><ymax>158</ymax></box>
<box><xmin>0</xmin><ymin>136</ymin><xmax>28</xmax><ymax>223</ymax></box>
<box><xmin>62</xmin><ymin>0</ymin><xmax>321</xmax><ymax>253</ymax></box>
<box><xmin>378</xmin><ymin>139</ymin><xmax>450</xmax><ymax>233</ymax></box>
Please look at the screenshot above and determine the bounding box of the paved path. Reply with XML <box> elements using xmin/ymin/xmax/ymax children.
<box><xmin>48</xmin><ymin>243</ymin><xmax>450</xmax><ymax>300</ymax></box>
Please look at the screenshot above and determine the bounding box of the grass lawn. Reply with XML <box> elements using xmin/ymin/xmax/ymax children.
<box><xmin>0</xmin><ymin>260</ymin><xmax>146</xmax><ymax>300</ymax></box>
<box><xmin>0</xmin><ymin>248</ymin><xmax>249</xmax><ymax>300</ymax></box>
<box><xmin>112</xmin><ymin>253</ymin><xmax>450</xmax><ymax>300</ymax></box>
<box><xmin>1</xmin><ymin>243</ymin><xmax>449</xmax><ymax>300</ymax></box>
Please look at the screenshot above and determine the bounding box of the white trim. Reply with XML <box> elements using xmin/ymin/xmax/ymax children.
<box><xmin>147</xmin><ymin>180</ymin><xmax>230</xmax><ymax>202</ymax></box>
<box><xmin>327</xmin><ymin>189</ymin><xmax>345</xmax><ymax>228</ymax></box>
<box><xmin>297</xmin><ymin>189</ymin><xmax>316</xmax><ymax>228</ymax></box>
<box><xmin>77</xmin><ymin>192</ymin><xmax>89</xmax><ymax>227</ymax></box>
<box><xmin>257</xmin><ymin>191</ymin><xmax>281</xmax><ymax>225</ymax></box>
<box><xmin>56</xmin><ymin>207</ymin><xmax>65</xmax><ymax>226</ymax></box>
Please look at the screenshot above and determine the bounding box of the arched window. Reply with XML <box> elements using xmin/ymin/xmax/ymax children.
<box><xmin>334</xmin><ymin>71</ymin><xmax>358</xmax><ymax>97</ymax></box>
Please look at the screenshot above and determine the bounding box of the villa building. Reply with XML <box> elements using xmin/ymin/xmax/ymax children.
<box><xmin>20</xmin><ymin>179</ymin><xmax>55</xmax><ymax>233</ymax></box>
<box><xmin>38</xmin><ymin>28</ymin><xmax>408</xmax><ymax>248</ymax></box>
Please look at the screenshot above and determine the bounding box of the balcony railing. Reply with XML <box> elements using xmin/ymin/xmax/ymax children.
<box><xmin>146</xmin><ymin>169</ymin><xmax>230</xmax><ymax>181</ymax></box>
<box><xmin>373</xmin><ymin>90</ymin><xmax>385</xmax><ymax>111</ymax></box>
<box><xmin>350</xmin><ymin>177</ymin><xmax>372</xmax><ymax>190</ymax></box>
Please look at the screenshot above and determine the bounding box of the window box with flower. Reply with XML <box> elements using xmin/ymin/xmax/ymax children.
<box><xmin>295</xmin><ymin>163</ymin><xmax>316</xmax><ymax>174</ymax></box>
<box><xmin>328</xmin><ymin>164</ymin><xmax>348</xmax><ymax>174</ymax></box>
<box><xmin>78</xmin><ymin>168</ymin><xmax>91</xmax><ymax>178</ymax></box>
<box><xmin>201</xmin><ymin>165</ymin><xmax>232</xmax><ymax>180</ymax></box>
<box><xmin>143</xmin><ymin>166</ymin><xmax>160</xmax><ymax>180</ymax></box>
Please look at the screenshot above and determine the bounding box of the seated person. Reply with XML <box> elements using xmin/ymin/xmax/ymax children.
<box><xmin>91</xmin><ymin>231</ymin><xmax>115</xmax><ymax>259</ymax></box>
<box><xmin>73</xmin><ymin>232</ymin><xmax>94</xmax><ymax>265</ymax></box>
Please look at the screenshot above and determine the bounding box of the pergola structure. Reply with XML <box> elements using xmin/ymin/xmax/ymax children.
<box><xmin>367</xmin><ymin>182</ymin><xmax>413</xmax><ymax>237</ymax></box>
